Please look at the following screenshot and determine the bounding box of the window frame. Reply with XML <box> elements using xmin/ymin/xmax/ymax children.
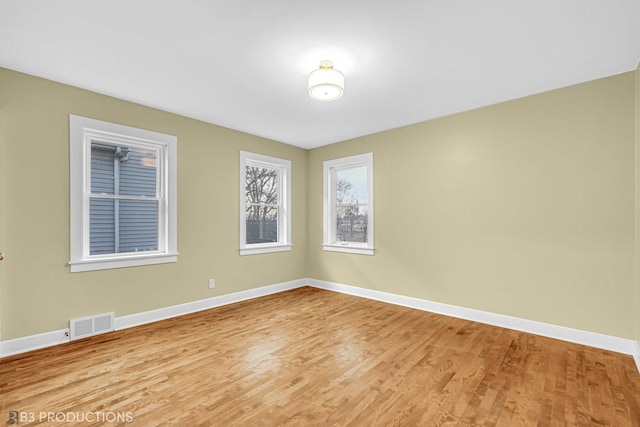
<box><xmin>239</xmin><ymin>151</ymin><xmax>292</xmax><ymax>255</ymax></box>
<box><xmin>323</xmin><ymin>152</ymin><xmax>374</xmax><ymax>255</ymax></box>
<box><xmin>69</xmin><ymin>115</ymin><xmax>178</xmax><ymax>272</ymax></box>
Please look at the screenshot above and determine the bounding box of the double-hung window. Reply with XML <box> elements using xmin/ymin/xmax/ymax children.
<box><xmin>69</xmin><ymin>115</ymin><xmax>177</xmax><ymax>272</ymax></box>
<box><xmin>240</xmin><ymin>151</ymin><xmax>292</xmax><ymax>255</ymax></box>
<box><xmin>323</xmin><ymin>153</ymin><xmax>374</xmax><ymax>255</ymax></box>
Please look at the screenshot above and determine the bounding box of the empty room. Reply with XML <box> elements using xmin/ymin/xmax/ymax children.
<box><xmin>1</xmin><ymin>1</ymin><xmax>640</xmax><ymax>425</ymax></box>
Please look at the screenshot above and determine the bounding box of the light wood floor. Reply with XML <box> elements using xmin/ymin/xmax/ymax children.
<box><xmin>1</xmin><ymin>287</ymin><xmax>639</xmax><ymax>426</ymax></box>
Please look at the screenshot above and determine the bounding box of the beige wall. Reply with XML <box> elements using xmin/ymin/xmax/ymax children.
<box><xmin>1</xmin><ymin>66</ymin><xmax>638</xmax><ymax>343</ymax></box>
<box><xmin>308</xmin><ymin>72</ymin><xmax>637</xmax><ymax>339</ymax></box>
<box><xmin>636</xmin><ymin>62</ymin><xmax>640</xmax><ymax>345</ymax></box>
<box><xmin>0</xmin><ymin>68</ymin><xmax>308</xmax><ymax>339</ymax></box>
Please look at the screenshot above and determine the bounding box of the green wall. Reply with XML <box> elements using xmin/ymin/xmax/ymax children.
<box><xmin>308</xmin><ymin>72</ymin><xmax>637</xmax><ymax>339</ymax></box>
<box><xmin>0</xmin><ymin>68</ymin><xmax>308</xmax><ymax>339</ymax></box>
<box><xmin>1</xmin><ymin>66</ymin><xmax>639</xmax><ymax>344</ymax></box>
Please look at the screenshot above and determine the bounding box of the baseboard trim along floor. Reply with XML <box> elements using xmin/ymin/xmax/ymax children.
<box><xmin>306</xmin><ymin>279</ymin><xmax>640</xmax><ymax>374</ymax></box>
<box><xmin>0</xmin><ymin>278</ymin><xmax>306</xmax><ymax>358</ymax></box>
<box><xmin>2</xmin><ymin>277</ymin><xmax>639</xmax><ymax>374</ymax></box>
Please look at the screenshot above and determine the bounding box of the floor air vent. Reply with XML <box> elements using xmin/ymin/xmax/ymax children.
<box><xmin>69</xmin><ymin>312</ymin><xmax>114</xmax><ymax>340</ymax></box>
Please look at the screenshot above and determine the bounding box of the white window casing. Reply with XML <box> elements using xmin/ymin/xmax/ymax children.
<box><xmin>69</xmin><ymin>115</ymin><xmax>178</xmax><ymax>272</ymax></box>
<box><xmin>323</xmin><ymin>152</ymin><xmax>374</xmax><ymax>255</ymax></box>
<box><xmin>240</xmin><ymin>151</ymin><xmax>292</xmax><ymax>255</ymax></box>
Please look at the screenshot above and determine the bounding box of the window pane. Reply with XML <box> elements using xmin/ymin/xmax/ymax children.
<box><xmin>91</xmin><ymin>142</ymin><xmax>115</xmax><ymax>194</ymax></box>
<box><xmin>246</xmin><ymin>205</ymin><xmax>278</xmax><ymax>244</ymax></box>
<box><xmin>89</xmin><ymin>198</ymin><xmax>159</xmax><ymax>255</ymax></box>
<box><xmin>119</xmin><ymin>199</ymin><xmax>159</xmax><ymax>252</ymax></box>
<box><xmin>119</xmin><ymin>148</ymin><xmax>157</xmax><ymax>197</ymax></box>
<box><xmin>90</xmin><ymin>198</ymin><xmax>115</xmax><ymax>254</ymax></box>
<box><xmin>90</xmin><ymin>140</ymin><xmax>157</xmax><ymax>197</ymax></box>
<box><xmin>336</xmin><ymin>166</ymin><xmax>368</xmax><ymax>204</ymax></box>
<box><xmin>246</xmin><ymin>166</ymin><xmax>278</xmax><ymax>205</ymax></box>
<box><xmin>336</xmin><ymin>206</ymin><xmax>368</xmax><ymax>243</ymax></box>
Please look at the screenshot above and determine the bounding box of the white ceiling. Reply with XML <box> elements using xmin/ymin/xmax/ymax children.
<box><xmin>1</xmin><ymin>1</ymin><xmax>639</xmax><ymax>149</ymax></box>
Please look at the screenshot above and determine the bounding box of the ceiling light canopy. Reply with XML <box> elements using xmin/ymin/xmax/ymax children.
<box><xmin>308</xmin><ymin>60</ymin><xmax>344</xmax><ymax>101</ymax></box>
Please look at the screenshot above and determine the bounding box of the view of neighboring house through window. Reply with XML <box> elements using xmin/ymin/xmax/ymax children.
<box><xmin>90</xmin><ymin>141</ymin><xmax>159</xmax><ymax>255</ymax></box>
<box><xmin>69</xmin><ymin>115</ymin><xmax>177</xmax><ymax>272</ymax></box>
<box><xmin>240</xmin><ymin>151</ymin><xmax>291</xmax><ymax>255</ymax></box>
<box><xmin>323</xmin><ymin>153</ymin><xmax>374</xmax><ymax>255</ymax></box>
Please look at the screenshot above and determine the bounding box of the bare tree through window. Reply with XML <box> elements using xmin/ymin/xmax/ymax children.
<box><xmin>335</xmin><ymin>167</ymin><xmax>368</xmax><ymax>243</ymax></box>
<box><xmin>245</xmin><ymin>165</ymin><xmax>279</xmax><ymax>243</ymax></box>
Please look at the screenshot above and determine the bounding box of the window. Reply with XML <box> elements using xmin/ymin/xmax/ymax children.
<box><xmin>323</xmin><ymin>153</ymin><xmax>374</xmax><ymax>255</ymax></box>
<box><xmin>69</xmin><ymin>115</ymin><xmax>177</xmax><ymax>272</ymax></box>
<box><xmin>240</xmin><ymin>151</ymin><xmax>292</xmax><ymax>255</ymax></box>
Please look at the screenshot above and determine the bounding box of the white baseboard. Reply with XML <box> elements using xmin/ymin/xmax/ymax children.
<box><xmin>307</xmin><ymin>278</ymin><xmax>640</xmax><ymax>363</ymax></box>
<box><xmin>2</xmin><ymin>276</ymin><xmax>639</xmax><ymax>375</ymax></box>
<box><xmin>634</xmin><ymin>341</ymin><xmax>640</xmax><ymax>374</ymax></box>
<box><xmin>0</xmin><ymin>328</ymin><xmax>70</xmax><ymax>358</ymax></box>
<box><xmin>115</xmin><ymin>278</ymin><xmax>306</xmax><ymax>330</ymax></box>
<box><xmin>0</xmin><ymin>278</ymin><xmax>306</xmax><ymax>358</ymax></box>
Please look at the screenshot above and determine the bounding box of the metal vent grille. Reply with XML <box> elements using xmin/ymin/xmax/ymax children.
<box><xmin>69</xmin><ymin>312</ymin><xmax>114</xmax><ymax>340</ymax></box>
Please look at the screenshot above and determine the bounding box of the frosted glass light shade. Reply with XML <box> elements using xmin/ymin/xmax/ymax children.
<box><xmin>308</xmin><ymin>61</ymin><xmax>344</xmax><ymax>101</ymax></box>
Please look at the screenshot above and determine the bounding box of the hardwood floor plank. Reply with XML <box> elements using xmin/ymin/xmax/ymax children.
<box><xmin>1</xmin><ymin>287</ymin><xmax>639</xmax><ymax>426</ymax></box>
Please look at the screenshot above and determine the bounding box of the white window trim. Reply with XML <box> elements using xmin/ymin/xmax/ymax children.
<box><xmin>69</xmin><ymin>115</ymin><xmax>178</xmax><ymax>272</ymax></box>
<box><xmin>323</xmin><ymin>152</ymin><xmax>374</xmax><ymax>256</ymax></box>
<box><xmin>239</xmin><ymin>151</ymin><xmax>292</xmax><ymax>256</ymax></box>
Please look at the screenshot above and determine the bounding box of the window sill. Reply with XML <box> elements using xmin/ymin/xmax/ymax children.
<box><xmin>322</xmin><ymin>244</ymin><xmax>374</xmax><ymax>256</ymax></box>
<box><xmin>240</xmin><ymin>244</ymin><xmax>293</xmax><ymax>256</ymax></box>
<box><xmin>69</xmin><ymin>252</ymin><xmax>179</xmax><ymax>272</ymax></box>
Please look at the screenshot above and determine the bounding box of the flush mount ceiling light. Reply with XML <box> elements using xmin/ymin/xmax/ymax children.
<box><xmin>308</xmin><ymin>60</ymin><xmax>344</xmax><ymax>101</ymax></box>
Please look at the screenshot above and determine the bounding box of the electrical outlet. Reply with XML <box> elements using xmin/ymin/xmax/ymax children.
<box><xmin>208</xmin><ymin>278</ymin><xmax>215</xmax><ymax>289</ymax></box>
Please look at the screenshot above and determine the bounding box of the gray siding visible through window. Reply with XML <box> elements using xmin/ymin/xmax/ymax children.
<box><xmin>246</xmin><ymin>219</ymin><xmax>278</xmax><ymax>244</ymax></box>
<box><xmin>89</xmin><ymin>142</ymin><xmax>158</xmax><ymax>255</ymax></box>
